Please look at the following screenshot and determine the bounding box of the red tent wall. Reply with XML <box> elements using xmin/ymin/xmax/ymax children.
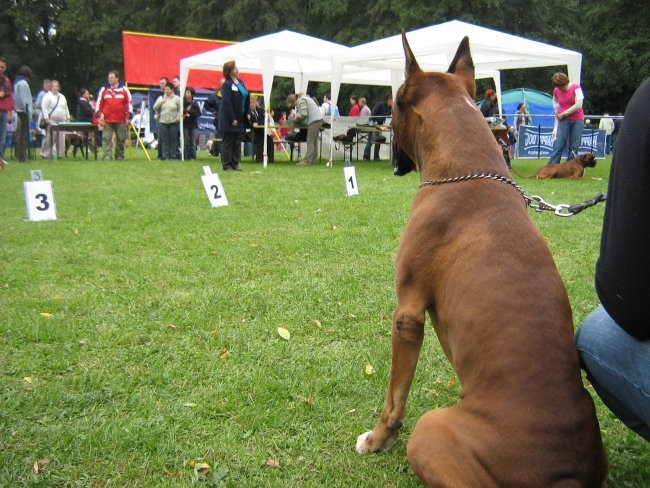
<box><xmin>122</xmin><ymin>32</ymin><xmax>263</xmax><ymax>91</ymax></box>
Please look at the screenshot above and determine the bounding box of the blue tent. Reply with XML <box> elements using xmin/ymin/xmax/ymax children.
<box><xmin>500</xmin><ymin>88</ymin><xmax>554</xmax><ymax>128</ymax></box>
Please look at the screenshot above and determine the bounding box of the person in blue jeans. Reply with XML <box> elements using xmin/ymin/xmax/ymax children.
<box><xmin>547</xmin><ymin>72</ymin><xmax>585</xmax><ymax>164</ymax></box>
<box><xmin>363</xmin><ymin>95</ymin><xmax>393</xmax><ymax>161</ymax></box>
<box><xmin>574</xmin><ymin>78</ymin><xmax>650</xmax><ymax>442</ymax></box>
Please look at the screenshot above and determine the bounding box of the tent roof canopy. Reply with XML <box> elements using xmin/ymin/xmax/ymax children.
<box><xmin>339</xmin><ymin>20</ymin><xmax>582</xmax><ymax>83</ymax></box>
<box><xmin>180</xmin><ymin>30</ymin><xmax>349</xmax><ymax>81</ymax></box>
<box><xmin>178</xmin><ymin>23</ymin><xmax>582</xmax><ymax>164</ymax></box>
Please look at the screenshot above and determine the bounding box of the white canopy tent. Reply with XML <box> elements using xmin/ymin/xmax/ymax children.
<box><xmin>179</xmin><ymin>23</ymin><xmax>581</xmax><ymax>165</ymax></box>
<box><xmin>179</xmin><ymin>30</ymin><xmax>398</xmax><ymax>165</ymax></box>
<box><xmin>331</xmin><ymin>19</ymin><xmax>582</xmax><ymax>118</ymax></box>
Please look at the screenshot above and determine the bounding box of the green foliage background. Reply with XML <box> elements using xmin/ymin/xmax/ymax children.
<box><xmin>2</xmin><ymin>1</ymin><xmax>649</xmax><ymax>113</ymax></box>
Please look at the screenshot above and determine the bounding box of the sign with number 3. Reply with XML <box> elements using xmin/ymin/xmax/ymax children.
<box><xmin>24</xmin><ymin>180</ymin><xmax>57</xmax><ymax>221</ymax></box>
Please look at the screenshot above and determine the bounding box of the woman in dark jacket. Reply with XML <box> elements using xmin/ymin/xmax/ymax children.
<box><xmin>183</xmin><ymin>88</ymin><xmax>200</xmax><ymax>160</ymax></box>
<box><xmin>480</xmin><ymin>89</ymin><xmax>498</xmax><ymax>118</ymax></box>
<box><xmin>218</xmin><ymin>60</ymin><xmax>250</xmax><ymax>171</ymax></box>
<box><xmin>77</xmin><ymin>88</ymin><xmax>94</xmax><ymax>122</ymax></box>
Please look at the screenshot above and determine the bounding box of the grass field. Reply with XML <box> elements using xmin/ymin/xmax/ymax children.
<box><xmin>1</xmin><ymin>149</ymin><xmax>648</xmax><ymax>487</ymax></box>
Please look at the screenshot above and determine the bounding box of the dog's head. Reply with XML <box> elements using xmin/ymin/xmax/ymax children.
<box><xmin>392</xmin><ymin>34</ymin><xmax>477</xmax><ymax>176</ymax></box>
<box><xmin>578</xmin><ymin>153</ymin><xmax>597</xmax><ymax>168</ymax></box>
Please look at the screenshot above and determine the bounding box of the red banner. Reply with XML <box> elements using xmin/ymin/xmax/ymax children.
<box><xmin>122</xmin><ymin>32</ymin><xmax>263</xmax><ymax>91</ymax></box>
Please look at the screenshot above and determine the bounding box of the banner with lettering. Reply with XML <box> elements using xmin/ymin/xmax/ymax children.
<box><xmin>516</xmin><ymin>125</ymin><xmax>606</xmax><ymax>159</ymax></box>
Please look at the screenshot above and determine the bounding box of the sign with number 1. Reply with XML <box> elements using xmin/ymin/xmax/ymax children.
<box><xmin>201</xmin><ymin>166</ymin><xmax>229</xmax><ymax>207</ymax></box>
<box><xmin>24</xmin><ymin>180</ymin><xmax>57</xmax><ymax>221</ymax></box>
<box><xmin>343</xmin><ymin>165</ymin><xmax>359</xmax><ymax>196</ymax></box>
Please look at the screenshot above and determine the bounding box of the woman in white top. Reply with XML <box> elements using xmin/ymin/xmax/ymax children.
<box><xmin>41</xmin><ymin>80</ymin><xmax>71</xmax><ymax>158</ymax></box>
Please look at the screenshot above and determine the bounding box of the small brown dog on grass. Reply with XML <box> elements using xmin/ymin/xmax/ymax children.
<box><xmin>65</xmin><ymin>133</ymin><xmax>85</xmax><ymax>158</ymax></box>
<box><xmin>355</xmin><ymin>34</ymin><xmax>607</xmax><ymax>487</ymax></box>
<box><xmin>512</xmin><ymin>153</ymin><xmax>597</xmax><ymax>179</ymax></box>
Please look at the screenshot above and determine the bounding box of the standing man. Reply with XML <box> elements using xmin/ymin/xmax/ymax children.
<box><xmin>0</xmin><ymin>57</ymin><xmax>13</xmax><ymax>168</ymax></box>
<box><xmin>363</xmin><ymin>94</ymin><xmax>393</xmax><ymax>161</ymax></box>
<box><xmin>13</xmin><ymin>65</ymin><xmax>33</xmax><ymax>163</ymax></box>
<box><xmin>172</xmin><ymin>76</ymin><xmax>181</xmax><ymax>96</ymax></box>
<box><xmin>286</xmin><ymin>93</ymin><xmax>322</xmax><ymax>166</ymax></box>
<box><xmin>96</xmin><ymin>70</ymin><xmax>132</xmax><ymax>161</ymax></box>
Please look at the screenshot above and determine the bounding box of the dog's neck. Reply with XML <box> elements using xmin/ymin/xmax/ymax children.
<box><xmin>414</xmin><ymin>102</ymin><xmax>508</xmax><ymax>182</ymax></box>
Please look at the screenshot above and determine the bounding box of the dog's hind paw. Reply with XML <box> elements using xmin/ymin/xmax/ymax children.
<box><xmin>355</xmin><ymin>431</ymin><xmax>373</xmax><ymax>453</ymax></box>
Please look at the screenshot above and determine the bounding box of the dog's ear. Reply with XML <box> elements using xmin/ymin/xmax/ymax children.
<box><xmin>402</xmin><ymin>31</ymin><xmax>422</xmax><ymax>80</ymax></box>
<box><xmin>447</xmin><ymin>36</ymin><xmax>475</xmax><ymax>98</ymax></box>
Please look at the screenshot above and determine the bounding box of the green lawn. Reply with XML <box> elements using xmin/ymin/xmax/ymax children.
<box><xmin>1</xmin><ymin>149</ymin><xmax>647</xmax><ymax>487</ymax></box>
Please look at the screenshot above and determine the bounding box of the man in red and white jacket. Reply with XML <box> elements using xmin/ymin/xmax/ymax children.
<box><xmin>96</xmin><ymin>70</ymin><xmax>132</xmax><ymax>161</ymax></box>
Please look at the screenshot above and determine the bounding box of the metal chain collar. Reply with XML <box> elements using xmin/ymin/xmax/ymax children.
<box><xmin>418</xmin><ymin>172</ymin><xmax>605</xmax><ymax>217</ymax></box>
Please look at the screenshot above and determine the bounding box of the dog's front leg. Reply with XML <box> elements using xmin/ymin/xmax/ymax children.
<box><xmin>356</xmin><ymin>306</ymin><xmax>425</xmax><ymax>453</ymax></box>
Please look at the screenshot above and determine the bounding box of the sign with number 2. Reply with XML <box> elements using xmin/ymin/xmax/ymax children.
<box><xmin>24</xmin><ymin>180</ymin><xmax>57</xmax><ymax>221</ymax></box>
<box><xmin>201</xmin><ymin>166</ymin><xmax>229</xmax><ymax>207</ymax></box>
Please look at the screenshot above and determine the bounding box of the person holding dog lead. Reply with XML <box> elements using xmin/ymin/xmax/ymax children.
<box><xmin>575</xmin><ymin>77</ymin><xmax>650</xmax><ymax>442</ymax></box>
<box><xmin>547</xmin><ymin>72</ymin><xmax>585</xmax><ymax>164</ymax></box>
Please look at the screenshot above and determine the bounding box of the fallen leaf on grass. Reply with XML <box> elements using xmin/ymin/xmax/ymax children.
<box><xmin>163</xmin><ymin>468</ymin><xmax>184</xmax><ymax>478</ymax></box>
<box><xmin>32</xmin><ymin>459</ymin><xmax>49</xmax><ymax>474</ymax></box>
<box><xmin>24</xmin><ymin>376</ymin><xmax>33</xmax><ymax>384</ymax></box>
<box><xmin>218</xmin><ymin>348</ymin><xmax>230</xmax><ymax>358</ymax></box>
<box><xmin>365</xmin><ymin>364</ymin><xmax>375</xmax><ymax>375</ymax></box>
<box><xmin>265</xmin><ymin>458</ymin><xmax>280</xmax><ymax>468</ymax></box>
<box><xmin>167</xmin><ymin>324</ymin><xmax>178</xmax><ymax>329</ymax></box>
<box><xmin>445</xmin><ymin>377</ymin><xmax>456</xmax><ymax>389</ymax></box>
<box><xmin>182</xmin><ymin>402</ymin><xmax>197</xmax><ymax>408</ymax></box>
<box><xmin>277</xmin><ymin>327</ymin><xmax>291</xmax><ymax>340</ymax></box>
<box><xmin>188</xmin><ymin>461</ymin><xmax>210</xmax><ymax>478</ymax></box>
<box><xmin>39</xmin><ymin>312</ymin><xmax>53</xmax><ymax>318</ymax></box>
<box><xmin>312</xmin><ymin>319</ymin><xmax>322</xmax><ymax>328</ymax></box>
<box><xmin>302</xmin><ymin>396</ymin><xmax>314</xmax><ymax>405</ymax></box>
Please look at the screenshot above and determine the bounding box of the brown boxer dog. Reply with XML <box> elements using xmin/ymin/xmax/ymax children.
<box><xmin>512</xmin><ymin>153</ymin><xmax>597</xmax><ymax>179</ymax></box>
<box><xmin>355</xmin><ymin>34</ymin><xmax>608</xmax><ymax>487</ymax></box>
<box><xmin>535</xmin><ymin>153</ymin><xmax>597</xmax><ymax>179</ymax></box>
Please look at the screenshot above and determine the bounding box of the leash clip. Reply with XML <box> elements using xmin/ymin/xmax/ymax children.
<box><xmin>553</xmin><ymin>204</ymin><xmax>575</xmax><ymax>217</ymax></box>
<box><xmin>528</xmin><ymin>195</ymin><xmax>575</xmax><ymax>217</ymax></box>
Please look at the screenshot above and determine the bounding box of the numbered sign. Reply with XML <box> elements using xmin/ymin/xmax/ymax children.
<box><xmin>343</xmin><ymin>165</ymin><xmax>359</xmax><ymax>196</ymax></box>
<box><xmin>30</xmin><ymin>170</ymin><xmax>43</xmax><ymax>181</ymax></box>
<box><xmin>201</xmin><ymin>166</ymin><xmax>229</xmax><ymax>207</ymax></box>
<box><xmin>24</xmin><ymin>180</ymin><xmax>57</xmax><ymax>221</ymax></box>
